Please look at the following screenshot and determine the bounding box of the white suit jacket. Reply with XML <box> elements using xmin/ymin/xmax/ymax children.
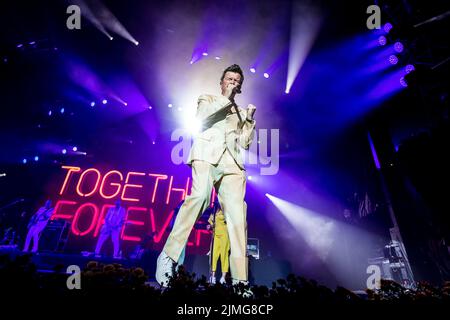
<box><xmin>187</xmin><ymin>94</ymin><xmax>256</xmax><ymax>170</ymax></box>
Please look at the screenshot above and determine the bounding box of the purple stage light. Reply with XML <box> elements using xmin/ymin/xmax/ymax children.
<box><xmin>202</xmin><ymin>52</ymin><xmax>208</xmax><ymax>56</ymax></box>
<box><xmin>394</xmin><ymin>42</ymin><xmax>403</xmax><ymax>53</ymax></box>
<box><xmin>29</xmin><ymin>41</ymin><xmax>36</xmax><ymax>45</ymax></box>
<box><xmin>399</xmin><ymin>77</ymin><xmax>408</xmax><ymax>87</ymax></box>
<box><xmin>102</xmin><ymin>99</ymin><xmax>108</xmax><ymax>104</ymax></box>
<box><xmin>152</xmin><ymin>141</ymin><xmax>156</xmax><ymax>145</ymax></box>
<box><xmin>17</xmin><ymin>44</ymin><xmax>23</xmax><ymax>48</ymax></box>
<box><xmin>405</xmin><ymin>64</ymin><xmax>415</xmax><ymax>73</ymax></box>
<box><xmin>90</xmin><ymin>101</ymin><xmax>95</xmax><ymax>107</ymax></box>
<box><xmin>62</xmin><ymin>149</ymin><xmax>67</xmax><ymax>154</ymax></box>
<box><xmin>378</xmin><ymin>36</ymin><xmax>387</xmax><ymax>46</ymax></box>
<box><xmin>263</xmin><ymin>73</ymin><xmax>270</xmax><ymax>78</ymax></box>
<box><xmin>388</xmin><ymin>55</ymin><xmax>398</xmax><ymax>65</ymax></box>
<box><xmin>384</xmin><ymin>23</ymin><xmax>393</xmax><ymax>33</ymax></box>
<box><xmin>48</xmin><ymin>110</ymin><xmax>52</xmax><ymax>116</ymax></box>
<box><xmin>148</xmin><ymin>106</ymin><xmax>152</xmax><ymax>110</ymax></box>
<box><xmin>250</xmin><ymin>68</ymin><xmax>256</xmax><ymax>73</ymax></box>
<box><xmin>215</xmin><ymin>56</ymin><xmax>221</xmax><ymax>60</ymax></box>
<box><xmin>72</xmin><ymin>146</ymin><xmax>77</xmax><ymax>152</ymax></box>
<box><xmin>60</xmin><ymin>107</ymin><xmax>65</xmax><ymax>114</ymax></box>
<box><xmin>168</xmin><ymin>104</ymin><xmax>173</xmax><ymax>108</ymax></box>
<box><xmin>123</xmin><ymin>102</ymin><xmax>128</xmax><ymax>106</ymax></box>
<box><xmin>22</xmin><ymin>159</ymin><xmax>27</xmax><ymax>164</ymax></box>
<box><xmin>34</xmin><ymin>156</ymin><xmax>39</xmax><ymax>162</ymax></box>
<box><xmin>285</xmin><ymin>89</ymin><xmax>290</xmax><ymax>94</ymax></box>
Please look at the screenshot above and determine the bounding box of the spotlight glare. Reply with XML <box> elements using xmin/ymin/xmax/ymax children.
<box><xmin>202</xmin><ymin>52</ymin><xmax>208</xmax><ymax>56</ymax></box>
<box><xmin>215</xmin><ymin>56</ymin><xmax>221</xmax><ymax>60</ymax></box>
<box><xmin>248</xmin><ymin>176</ymin><xmax>252</xmax><ymax>181</ymax></box>
<box><xmin>62</xmin><ymin>149</ymin><xmax>67</xmax><ymax>154</ymax></box>
<box><xmin>148</xmin><ymin>106</ymin><xmax>152</xmax><ymax>110</ymax></box>
<box><xmin>22</xmin><ymin>158</ymin><xmax>27</xmax><ymax>164</ymax></box>
<box><xmin>102</xmin><ymin>99</ymin><xmax>108</xmax><ymax>104</ymax></box>
<box><xmin>123</xmin><ymin>102</ymin><xmax>128</xmax><ymax>106</ymax></box>
<box><xmin>285</xmin><ymin>89</ymin><xmax>290</xmax><ymax>94</ymax></box>
<box><xmin>109</xmin><ymin>37</ymin><xmax>114</xmax><ymax>41</ymax></box>
<box><xmin>152</xmin><ymin>141</ymin><xmax>156</xmax><ymax>145</ymax></box>
<box><xmin>168</xmin><ymin>103</ymin><xmax>173</xmax><ymax>108</ymax></box>
<box><xmin>263</xmin><ymin>73</ymin><xmax>270</xmax><ymax>78</ymax></box>
<box><xmin>250</xmin><ymin>68</ymin><xmax>256</xmax><ymax>73</ymax></box>
<box><xmin>90</xmin><ymin>101</ymin><xmax>96</xmax><ymax>107</ymax></box>
<box><xmin>405</xmin><ymin>64</ymin><xmax>415</xmax><ymax>73</ymax></box>
<box><xmin>34</xmin><ymin>156</ymin><xmax>39</xmax><ymax>162</ymax></box>
<box><xmin>134</xmin><ymin>41</ymin><xmax>139</xmax><ymax>46</ymax></box>
<box><xmin>48</xmin><ymin>110</ymin><xmax>52</xmax><ymax>116</ymax></box>
<box><xmin>384</xmin><ymin>23</ymin><xmax>393</xmax><ymax>33</ymax></box>
<box><xmin>60</xmin><ymin>107</ymin><xmax>65</xmax><ymax>114</ymax></box>
<box><xmin>378</xmin><ymin>36</ymin><xmax>387</xmax><ymax>46</ymax></box>
<box><xmin>72</xmin><ymin>146</ymin><xmax>78</xmax><ymax>152</ymax></box>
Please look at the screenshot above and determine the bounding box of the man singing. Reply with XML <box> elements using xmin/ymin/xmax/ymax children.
<box><xmin>156</xmin><ymin>64</ymin><xmax>256</xmax><ymax>286</ymax></box>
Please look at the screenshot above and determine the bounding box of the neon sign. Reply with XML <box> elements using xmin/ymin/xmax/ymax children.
<box><xmin>51</xmin><ymin>166</ymin><xmax>215</xmax><ymax>252</ymax></box>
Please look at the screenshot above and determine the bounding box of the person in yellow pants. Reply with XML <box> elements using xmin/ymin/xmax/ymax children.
<box><xmin>208</xmin><ymin>201</ymin><xmax>230</xmax><ymax>284</ymax></box>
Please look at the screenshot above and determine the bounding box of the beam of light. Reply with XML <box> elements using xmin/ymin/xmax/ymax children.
<box><xmin>266</xmin><ymin>194</ymin><xmax>336</xmax><ymax>261</ymax></box>
<box><xmin>285</xmin><ymin>2</ymin><xmax>321</xmax><ymax>94</ymax></box>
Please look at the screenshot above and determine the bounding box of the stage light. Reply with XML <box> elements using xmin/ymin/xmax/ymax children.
<box><xmin>189</xmin><ymin>60</ymin><xmax>194</xmax><ymax>65</ymax></box>
<box><xmin>62</xmin><ymin>149</ymin><xmax>67</xmax><ymax>154</ymax></box>
<box><xmin>17</xmin><ymin>44</ymin><xmax>23</xmax><ymax>48</ymax></box>
<box><xmin>405</xmin><ymin>64</ymin><xmax>415</xmax><ymax>73</ymax></box>
<box><xmin>22</xmin><ymin>159</ymin><xmax>27</xmax><ymax>164</ymax></box>
<box><xmin>81</xmin><ymin>152</ymin><xmax>87</xmax><ymax>156</ymax></box>
<box><xmin>102</xmin><ymin>99</ymin><xmax>108</xmax><ymax>104</ymax></box>
<box><xmin>109</xmin><ymin>37</ymin><xmax>114</xmax><ymax>41</ymax></box>
<box><xmin>90</xmin><ymin>101</ymin><xmax>96</xmax><ymax>107</ymax></box>
<box><xmin>123</xmin><ymin>102</ymin><xmax>128</xmax><ymax>106</ymax></box>
<box><xmin>248</xmin><ymin>176</ymin><xmax>252</xmax><ymax>181</ymax></box>
<box><xmin>394</xmin><ymin>42</ymin><xmax>404</xmax><ymax>53</ymax></box>
<box><xmin>73</xmin><ymin>146</ymin><xmax>78</xmax><ymax>152</ymax></box>
<box><xmin>134</xmin><ymin>41</ymin><xmax>139</xmax><ymax>46</ymax></box>
<box><xmin>263</xmin><ymin>73</ymin><xmax>270</xmax><ymax>78</ymax></box>
<box><xmin>60</xmin><ymin>107</ymin><xmax>65</xmax><ymax>114</ymax></box>
<box><xmin>168</xmin><ymin>104</ymin><xmax>173</xmax><ymax>108</ymax></box>
<box><xmin>378</xmin><ymin>36</ymin><xmax>387</xmax><ymax>46</ymax></box>
<box><xmin>285</xmin><ymin>89</ymin><xmax>290</xmax><ymax>94</ymax></box>
<box><xmin>215</xmin><ymin>56</ymin><xmax>221</xmax><ymax>60</ymax></box>
<box><xmin>177</xmin><ymin>107</ymin><xmax>182</xmax><ymax>111</ymax></box>
<box><xmin>148</xmin><ymin>106</ymin><xmax>152</xmax><ymax>110</ymax></box>
<box><xmin>383</xmin><ymin>22</ymin><xmax>393</xmax><ymax>33</ymax></box>
<box><xmin>202</xmin><ymin>52</ymin><xmax>208</xmax><ymax>56</ymax></box>
<box><xmin>152</xmin><ymin>141</ymin><xmax>156</xmax><ymax>145</ymax></box>
<box><xmin>0</xmin><ymin>173</ymin><xmax>6</xmax><ymax>177</ymax></box>
<box><xmin>400</xmin><ymin>77</ymin><xmax>408</xmax><ymax>87</ymax></box>
<box><xmin>250</xmin><ymin>68</ymin><xmax>256</xmax><ymax>73</ymax></box>
<box><xmin>34</xmin><ymin>156</ymin><xmax>39</xmax><ymax>162</ymax></box>
<box><xmin>29</xmin><ymin>41</ymin><xmax>36</xmax><ymax>45</ymax></box>
<box><xmin>48</xmin><ymin>110</ymin><xmax>52</xmax><ymax>116</ymax></box>
<box><xmin>388</xmin><ymin>55</ymin><xmax>398</xmax><ymax>65</ymax></box>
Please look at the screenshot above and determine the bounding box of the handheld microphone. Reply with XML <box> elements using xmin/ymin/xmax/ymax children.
<box><xmin>233</xmin><ymin>84</ymin><xmax>242</xmax><ymax>94</ymax></box>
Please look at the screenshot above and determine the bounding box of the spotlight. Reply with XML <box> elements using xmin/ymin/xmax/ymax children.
<box><xmin>215</xmin><ymin>56</ymin><xmax>221</xmax><ymax>60</ymax></box>
<box><xmin>60</xmin><ymin>107</ymin><xmax>65</xmax><ymax>114</ymax></box>
<box><xmin>202</xmin><ymin>52</ymin><xmax>208</xmax><ymax>56</ymax></box>
<box><xmin>0</xmin><ymin>173</ymin><xmax>6</xmax><ymax>177</ymax></box>
<box><xmin>29</xmin><ymin>41</ymin><xmax>36</xmax><ymax>45</ymax></box>
<box><xmin>378</xmin><ymin>36</ymin><xmax>387</xmax><ymax>46</ymax></box>
<box><xmin>383</xmin><ymin>23</ymin><xmax>393</xmax><ymax>33</ymax></box>
<box><xmin>248</xmin><ymin>176</ymin><xmax>252</xmax><ymax>181</ymax></box>
<box><xmin>34</xmin><ymin>156</ymin><xmax>39</xmax><ymax>162</ymax></box>
<box><xmin>109</xmin><ymin>37</ymin><xmax>114</xmax><ymax>41</ymax></box>
<box><xmin>134</xmin><ymin>41</ymin><xmax>139</xmax><ymax>46</ymax></box>
<box><xmin>263</xmin><ymin>73</ymin><xmax>270</xmax><ymax>78</ymax></box>
<box><xmin>22</xmin><ymin>159</ymin><xmax>27</xmax><ymax>164</ymax></box>
<box><xmin>388</xmin><ymin>55</ymin><xmax>398</xmax><ymax>65</ymax></box>
<box><xmin>148</xmin><ymin>106</ymin><xmax>153</xmax><ymax>110</ymax></box>
<box><xmin>102</xmin><ymin>99</ymin><xmax>108</xmax><ymax>104</ymax></box>
<box><xmin>17</xmin><ymin>44</ymin><xmax>23</xmax><ymax>48</ymax></box>
<box><xmin>72</xmin><ymin>146</ymin><xmax>78</xmax><ymax>152</ymax></box>
<box><xmin>189</xmin><ymin>61</ymin><xmax>194</xmax><ymax>65</ymax></box>
<box><xmin>48</xmin><ymin>110</ymin><xmax>52</xmax><ymax>116</ymax></box>
<box><xmin>81</xmin><ymin>152</ymin><xmax>87</xmax><ymax>156</ymax></box>
<box><xmin>90</xmin><ymin>101</ymin><xmax>96</xmax><ymax>107</ymax></box>
<box><xmin>62</xmin><ymin>149</ymin><xmax>67</xmax><ymax>154</ymax></box>
<box><xmin>394</xmin><ymin>42</ymin><xmax>404</xmax><ymax>53</ymax></box>
<box><xmin>250</xmin><ymin>68</ymin><xmax>256</xmax><ymax>73</ymax></box>
<box><xmin>285</xmin><ymin>89</ymin><xmax>290</xmax><ymax>94</ymax></box>
<box><xmin>405</xmin><ymin>64</ymin><xmax>415</xmax><ymax>73</ymax></box>
<box><xmin>177</xmin><ymin>107</ymin><xmax>182</xmax><ymax>111</ymax></box>
<box><xmin>152</xmin><ymin>141</ymin><xmax>156</xmax><ymax>145</ymax></box>
<box><xmin>168</xmin><ymin>104</ymin><xmax>173</xmax><ymax>108</ymax></box>
<box><xmin>123</xmin><ymin>102</ymin><xmax>128</xmax><ymax>106</ymax></box>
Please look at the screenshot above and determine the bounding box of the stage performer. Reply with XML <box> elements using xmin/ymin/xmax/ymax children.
<box><xmin>95</xmin><ymin>199</ymin><xmax>126</xmax><ymax>259</ymax></box>
<box><xmin>23</xmin><ymin>199</ymin><xmax>54</xmax><ymax>253</ymax></box>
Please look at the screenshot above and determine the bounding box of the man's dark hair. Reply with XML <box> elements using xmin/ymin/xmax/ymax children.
<box><xmin>220</xmin><ymin>64</ymin><xmax>244</xmax><ymax>85</ymax></box>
